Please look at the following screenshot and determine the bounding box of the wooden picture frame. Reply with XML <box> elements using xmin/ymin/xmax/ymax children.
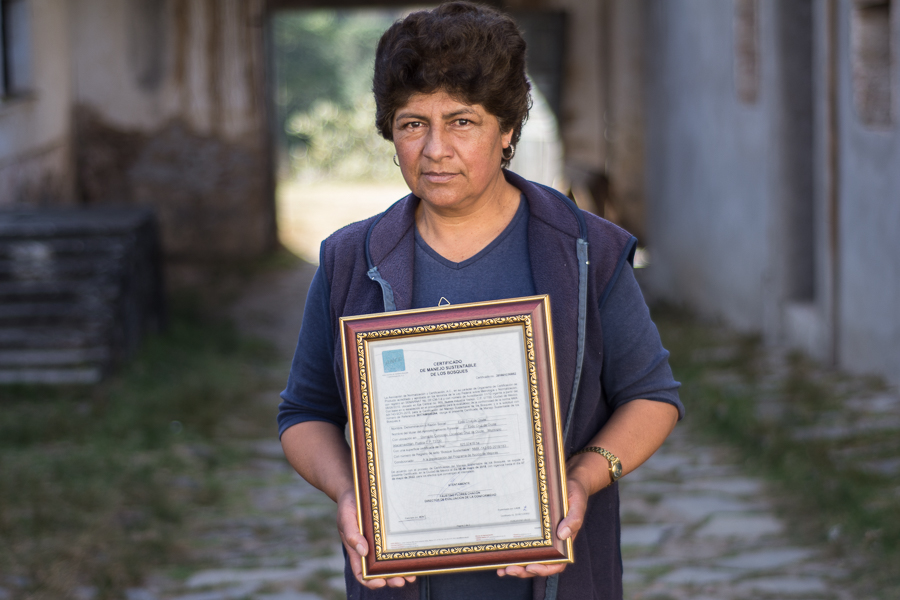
<box><xmin>340</xmin><ymin>295</ymin><xmax>572</xmax><ymax>579</ymax></box>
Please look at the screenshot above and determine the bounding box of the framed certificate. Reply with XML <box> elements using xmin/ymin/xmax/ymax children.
<box><xmin>340</xmin><ymin>295</ymin><xmax>572</xmax><ymax>579</ymax></box>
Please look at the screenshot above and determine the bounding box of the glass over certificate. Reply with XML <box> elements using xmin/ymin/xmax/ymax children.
<box><xmin>340</xmin><ymin>296</ymin><xmax>572</xmax><ymax>579</ymax></box>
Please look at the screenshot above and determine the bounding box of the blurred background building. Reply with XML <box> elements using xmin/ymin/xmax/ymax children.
<box><xmin>0</xmin><ymin>0</ymin><xmax>273</xmax><ymax>267</ymax></box>
<box><xmin>640</xmin><ymin>0</ymin><xmax>900</xmax><ymax>389</ymax></box>
<box><xmin>1</xmin><ymin>0</ymin><xmax>898</xmax><ymax>385</ymax></box>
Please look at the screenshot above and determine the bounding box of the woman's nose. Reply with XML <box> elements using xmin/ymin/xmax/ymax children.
<box><xmin>422</xmin><ymin>127</ymin><xmax>452</xmax><ymax>161</ymax></box>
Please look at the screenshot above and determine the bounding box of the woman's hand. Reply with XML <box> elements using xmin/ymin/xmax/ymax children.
<box><xmin>556</xmin><ymin>473</ymin><xmax>590</xmax><ymax>542</ymax></box>
<box><xmin>496</xmin><ymin>474</ymin><xmax>589</xmax><ymax>578</ymax></box>
<box><xmin>338</xmin><ymin>489</ymin><xmax>416</xmax><ymax>589</ymax></box>
<box><xmin>496</xmin><ymin>401</ymin><xmax>679</xmax><ymax>579</ymax></box>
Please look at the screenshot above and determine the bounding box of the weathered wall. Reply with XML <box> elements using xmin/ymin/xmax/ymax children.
<box><xmin>643</xmin><ymin>0</ymin><xmax>773</xmax><ymax>332</ymax></box>
<box><xmin>69</xmin><ymin>0</ymin><xmax>275</xmax><ymax>260</ymax></box>
<box><xmin>644</xmin><ymin>0</ymin><xmax>900</xmax><ymax>385</ymax></box>
<box><xmin>834</xmin><ymin>0</ymin><xmax>900</xmax><ymax>382</ymax></box>
<box><xmin>0</xmin><ymin>0</ymin><xmax>74</xmax><ymax>206</ymax></box>
<box><xmin>644</xmin><ymin>0</ymin><xmax>822</xmax><ymax>336</ymax></box>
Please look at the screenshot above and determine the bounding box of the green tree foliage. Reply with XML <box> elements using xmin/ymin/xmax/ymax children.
<box><xmin>287</xmin><ymin>97</ymin><xmax>399</xmax><ymax>182</ymax></box>
<box><xmin>272</xmin><ymin>10</ymin><xmax>403</xmax><ymax>181</ymax></box>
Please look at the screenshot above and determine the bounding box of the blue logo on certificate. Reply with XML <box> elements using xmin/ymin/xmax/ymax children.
<box><xmin>382</xmin><ymin>349</ymin><xmax>406</xmax><ymax>373</ymax></box>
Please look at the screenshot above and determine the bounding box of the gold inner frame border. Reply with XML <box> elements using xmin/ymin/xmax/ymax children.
<box><xmin>355</xmin><ymin>315</ymin><xmax>554</xmax><ymax>562</ymax></box>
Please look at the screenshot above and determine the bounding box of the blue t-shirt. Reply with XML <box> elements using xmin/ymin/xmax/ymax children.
<box><xmin>278</xmin><ymin>196</ymin><xmax>681</xmax><ymax>600</ymax></box>
<box><xmin>412</xmin><ymin>195</ymin><xmax>535</xmax><ymax>308</ymax></box>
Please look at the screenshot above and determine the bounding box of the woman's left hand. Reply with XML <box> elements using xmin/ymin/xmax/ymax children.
<box><xmin>496</xmin><ymin>475</ymin><xmax>589</xmax><ymax>578</ymax></box>
<box><xmin>498</xmin><ymin>400</ymin><xmax>680</xmax><ymax>579</ymax></box>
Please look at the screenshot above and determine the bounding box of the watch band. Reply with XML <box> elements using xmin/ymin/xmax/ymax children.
<box><xmin>573</xmin><ymin>446</ymin><xmax>623</xmax><ymax>483</ymax></box>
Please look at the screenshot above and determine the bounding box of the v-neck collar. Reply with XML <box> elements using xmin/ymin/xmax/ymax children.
<box><xmin>413</xmin><ymin>195</ymin><xmax>527</xmax><ymax>270</ymax></box>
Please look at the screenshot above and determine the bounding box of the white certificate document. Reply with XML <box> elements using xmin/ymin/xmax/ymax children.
<box><xmin>367</xmin><ymin>326</ymin><xmax>542</xmax><ymax>551</ymax></box>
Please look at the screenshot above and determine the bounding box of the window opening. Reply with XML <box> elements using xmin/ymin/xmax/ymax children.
<box><xmin>1</xmin><ymin>0</ymin><xmax>32</xmax><ymax>98</ymax></box>
<box><xmin>735</xmin><ymin>0</ymin><xmax>760</xmax><ymax>104</ymax></box>
<box><xmin>851</xmin><ymin>0</ymin><xmax>894</xmax><ymax>127</ymax></box>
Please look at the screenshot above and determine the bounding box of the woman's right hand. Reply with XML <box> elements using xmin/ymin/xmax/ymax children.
<box><xmin>337</xmin><ymin>489</ymin><xmax>417</xmax><ymax>589</ymax></box>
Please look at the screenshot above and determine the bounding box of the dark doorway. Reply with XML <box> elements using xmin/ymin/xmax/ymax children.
<box><xmin>777</xmin><ymin>0</ymin><xmax>815</xmax><ymax>303</ymax></box>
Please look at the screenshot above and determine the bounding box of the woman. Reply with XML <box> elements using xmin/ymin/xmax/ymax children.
<box><xmin>278</xmin><ymin>3</ymin><xmax>682</xmax><ymax>599</ymax></box>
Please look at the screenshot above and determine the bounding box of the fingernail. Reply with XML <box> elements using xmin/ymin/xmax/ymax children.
<box><xmin>559</xmin><ymin>527</ymin><xmax>571</xmax><ymax>539</ymax></box>
<box><xmin>357</xmin><ymin>543</ymin><xmax>367</xmax><ymax>555</ymax></box>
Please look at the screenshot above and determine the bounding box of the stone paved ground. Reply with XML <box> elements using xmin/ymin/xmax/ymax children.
<box><xmin>125</xmin><ymin>442</ymin><xmax>347</xmax><ymax>600</ymax></box>
<box><xmin>124</xmin><ymin>261</ymin><xmax>350</xmax><ymax>600</ymax></box>
<box><xmin>621</xmin><ymin>428</ymin><xmax>853</xmax><ymax>600</ymax></box>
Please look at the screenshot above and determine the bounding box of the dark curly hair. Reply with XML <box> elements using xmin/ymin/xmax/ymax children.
<box><xmin>373</xmin><ymin>2</ymin><xmax>531</xmax><ymax>167</ymax></box>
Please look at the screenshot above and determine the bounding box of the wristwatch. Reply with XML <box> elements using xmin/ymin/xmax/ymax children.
<box><xmin>573</xmin><ymin>446</ymin><xmax>623</xmax><ymax>484</ymax></box>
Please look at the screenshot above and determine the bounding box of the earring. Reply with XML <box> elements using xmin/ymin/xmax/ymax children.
<box><xmin>393</xmin><ymin>154</ymin><xmax>400</xmax><ymax>167</ymax></box>
<box><xmin>502</xmin><ymin>144</ymin><xmax>516</xmax><ymax>161</ymax></box>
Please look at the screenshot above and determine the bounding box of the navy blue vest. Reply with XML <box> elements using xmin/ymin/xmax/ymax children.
<box><xmin>320</xmin><ymin>170</ymin><xmax>636</xmax><ymax>600</ymax></box>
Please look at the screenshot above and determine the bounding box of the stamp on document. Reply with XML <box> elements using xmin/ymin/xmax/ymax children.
<box><xmin>382</xmin><ymin>349</ymin><xmax>406</xmax><ymax>373</ymax></box>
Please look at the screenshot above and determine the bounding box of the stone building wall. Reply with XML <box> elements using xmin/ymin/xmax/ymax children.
<box><xmin>69</xmin><ymin>0</ymin><xmax>275</xmax><ymax>260</ymax></box>
<box><xmin>0</xmin><ymin>0</ymin><xmax>276</xmax><ymax>262</ymax></box>
<box><xmin>643</xmin><ymin>0</ymin><xmax>773</xmax><ymax>332</ymax></box>
<box><xmin>835</xmin><ymin>0</ymin><xmax>900</xmax><ymax>383</ymax></box>
<box><xmin>0</xmin><ymin>0</ymin><xmax>74</xmax><ymax>207</ymax></box>
<box><xmin>643</xmin><ymin>0</ymin><xmax>900</xmax><ymax>386</ymax></box>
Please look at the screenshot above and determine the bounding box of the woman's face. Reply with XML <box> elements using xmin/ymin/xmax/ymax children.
<box><xmin>392</xmin><ymin>90</ymin><xmax>513</xmax><ymax>214</ymax></box>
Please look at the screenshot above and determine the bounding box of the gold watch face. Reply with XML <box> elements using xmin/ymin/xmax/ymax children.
<box><xmin>610</xmin><ymin>461</ymin><xmax>623</xmax><ymax>480</ymax></box>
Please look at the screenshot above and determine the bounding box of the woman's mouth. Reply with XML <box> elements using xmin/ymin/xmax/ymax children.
<box><xmin>423</xmin><ymin>172</ymin><xmax>457</xmax><ymax>183</ymax></box>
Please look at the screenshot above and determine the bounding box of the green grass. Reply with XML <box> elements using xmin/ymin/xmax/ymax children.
<box><xmin>0</xmin><ymin>298</ymin><xmax>277</xmax><ymax>599</ymax></box>
<box><xmin>653</xmin><ymin>303</ymin><xmax>900</xmax><ymax>599</ymax></box>
<box><xmin>302</xmin><ymin>568</ymin><xmax>345</xmax><ymax>600</ymax></box>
